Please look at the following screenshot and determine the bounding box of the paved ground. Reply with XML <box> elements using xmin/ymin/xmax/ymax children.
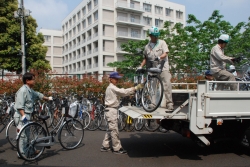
<box><xmin>1</xmin><ymin>129</ymin><xmax>250</xmax><ymax>167</ymax></box>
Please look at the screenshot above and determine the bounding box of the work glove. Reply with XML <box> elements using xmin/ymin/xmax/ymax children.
<box><xmin>21</xmin><ymin>115</ymin><xmax>28</xmax><ymax>124</ymax></box>
<box><xmin>48</xmin><ymin>97</ymin><xmax>53</xmax><ymax>101</ymax></box>
<box><xmin>154</xmin><ymin>56</ymin><xmax>161</xmax><ymax>61</ymax></box>
<box><xmin>135</xmin><ymin>84</ymin><xmax>144</xmax><ymax>90</ymax></box>
<box><xmin>136</xmin><ymin>67</ymin><xmax>143</xmax><ymax>73</ymax></box>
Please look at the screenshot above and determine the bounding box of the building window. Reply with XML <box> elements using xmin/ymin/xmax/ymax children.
<box><xmin>77</xmin><ymin>24</ymin><xmax>81</xmax><ymax>32</ymax></box>
<box><xmin>155</xmin><ymin>6</ymin><xmax>163</xmax><ymax>15</ymax></box>
<box><xmin>88</xmin><ymin>16</ymin><xmax>92</xmax><ymax>25</ymax></box>
<box><xmin>77</xmin><ymin>11</ymin><xmax>81</xmax><ymax>20</ymax></box>
<box><xmin>130</xmin><ymin>1</ymin><xmax>135</xmax><ymax>8</ymax></box>
<box><xmin>88</xmin><ymin>2</ymin><xmax>92</xmax><ymax>12</ymax></box>
<box><xmin>82</xmin><ymin>7</ymin><xmax>86</xmax><ymax>16</ymax></box>
<box><xmin>82</xmin><ymin>20</ymin><xmax>86</xmax><ymax>29</ymax></box>
<box><xmin>176</xmin><ymin>11</ymin><xmax>183</xmax><ymax>19</ymax></box>
<box><xmin>166</xmin><ymin>8</ymin><xmax>173</xmax><ymax>16</ymax></box>
<box><xmin>94</xmin><ymin>0</ymin><xmax>98</xmax><ymax>6</ymax></box>
<box><xmin>73</xmin><ymin>15</ymin><xmax>76</xmax><ymax>24</ymax></box>
<box><xmin>131</xmin><ymin>29</ymin><xmax>140</xmax><ymax>38</ymax></box>
<box><xmin>94</xmin><ymin>11</ymin><xmax>98</xmax><ymax>21</ymax></box>
<box><xmin>143</xmin><ymin>17</ymin><xmax>151</xmax><ymax>25</ymax></box>
<box><xmin>155</xmin><ymin>19</ymin><xmax>163</xmax><ymax>27</ymax></box>
<box><xmin>143</xmin><ymin>3</ymin><xmax>151</xmax><ymax>12</ymax></box>
<box><xmin>44</xmin><ymin>35</ymin><xmax>51</xmax><ymax>42</ymax></box>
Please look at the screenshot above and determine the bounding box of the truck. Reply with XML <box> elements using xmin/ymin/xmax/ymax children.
<box><xmin>119</xmin><ymin>80</ymin><xmax>250</xmax><ymax>147</ymax></box>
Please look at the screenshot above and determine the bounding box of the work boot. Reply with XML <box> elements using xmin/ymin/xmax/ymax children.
<box><xmin>165</xmin><ymin>106</ymin><xmax>174</xmax><ymax>113</ymax></box>
<box><xmin>113</xmin><ymin>148</ymin><xmax>127</xmax><ymax>155</ymax></box>
<box><xmin>100</xmin><ymin>146</ymin><xmax>112</xmax><ymax>152</ymax></box>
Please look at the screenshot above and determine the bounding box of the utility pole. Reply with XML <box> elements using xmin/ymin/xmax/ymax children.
<box><xmin>14</xmin><ymin>0</ymin><xmax>31</xmax><ymax>75</ymax></box>
<box><xmin>20</xmin><ymin>0</ymin><xmax>26</xmax><ymax>75</ymax></box>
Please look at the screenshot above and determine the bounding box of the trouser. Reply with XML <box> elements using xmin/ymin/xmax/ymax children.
<box><xmin>14</xmin><ymin>112</ymin><xmax>32</xmax><ymax>156</ymax></box>
<box><xmin>102</xmin><ymin>108</ymin><xmax>122</xmax><ymax>151</ymax></box>
<box><xmin>160</xmin><ymin>70</ymin><xmax>174</xmax><ymax>109</ymax></box>
<box><xmin>213</xmin><ymin>70</ymin><xmax>237</xmax><ymax>90</ymax></box>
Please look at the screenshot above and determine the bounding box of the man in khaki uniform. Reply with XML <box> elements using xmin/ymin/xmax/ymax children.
<box><xmin>210</xmin><ymin>34</ymin><xmax>236</xmax><ymax>90</ymax></box>
<box><xmin>101</xmin><ymin>72</ymin><xmax>143</xmax><ymax>155</ymax></box>
<box><xmin>138</xmin><ymin>26</ymin><xmax>174</xmax><ymax>112</ymax></box>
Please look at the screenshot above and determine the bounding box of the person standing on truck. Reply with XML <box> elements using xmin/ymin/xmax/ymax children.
<box><xmin>210</xmin><ymin>34</ymin><xmax>237</xmax><ymax>90</ymax></box>
<box><xmin>100</xmin><ymin>71</ymin><xmax>143</xmax><ymax>155</ymax></box>
<box><xmin>14</xmin><ymin>72</ymin><xmax>53</xmax><ymax>157</ymax></box>
<box><xmin>137</xmin><ymin>26</ymin><xmax>174</xmax><ymax>113</ymax></box>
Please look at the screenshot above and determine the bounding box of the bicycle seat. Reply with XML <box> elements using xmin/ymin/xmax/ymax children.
<box><xmin>147</xmin><ymin>68</ymin><xmax>161</xmax><ymax>73</ymax></box>
<box><xmin>38</xmin><ymin>115</ymin><xmax>50</xmax><ymax>120</ymax></box>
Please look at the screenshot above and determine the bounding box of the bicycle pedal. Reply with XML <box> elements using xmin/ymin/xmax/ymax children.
<box><xmin>45</xmin><ymin>146</ymin><xmax>51</xmax><ymax>149</ymax></box>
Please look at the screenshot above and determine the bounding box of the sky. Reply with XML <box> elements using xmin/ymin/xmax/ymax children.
<box><xmin>23</xmin><ymin>0</ymin><xmax>250</xmax><ymax>30</ymax></box>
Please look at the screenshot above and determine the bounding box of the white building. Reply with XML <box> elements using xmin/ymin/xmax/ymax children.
<box><xmin>62</xmin><ymin>0</ymin><xmax>185</xmax><ymax>76</ymax></box>
<box><xmin>39</xmin><ymin>29</ymin><xmax>63</xmax><ymax>73</ymax></box>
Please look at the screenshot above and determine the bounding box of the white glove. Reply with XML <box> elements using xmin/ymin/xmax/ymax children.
<box><xmin>48</xmin><ymin>96</ymin><xmax>53</xmax><ymax>101</ymax></box>
<box><xmin>21</xmin><ymin>115</ymin><xmax>28</xmax><ymax>124</ymax></box>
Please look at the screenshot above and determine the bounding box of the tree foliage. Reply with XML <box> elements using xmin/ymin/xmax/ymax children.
<box><xmin>0</xmin><ymin>0</ymin><xmax>50</xmax><ymax>73</ymax></box>
<box><xmin>108</xmin><ymin>10</ymin><xmax>249</xmax><ymax>73</ymax></box>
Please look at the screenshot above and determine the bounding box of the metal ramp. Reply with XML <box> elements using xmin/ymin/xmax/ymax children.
<box><xmin>119</xmin><ymin>103</ymin><xmax>189</xmax><ymax>120</ymax></box>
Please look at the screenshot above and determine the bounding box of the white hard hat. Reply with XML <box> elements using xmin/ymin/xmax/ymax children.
<box><xmin>229</xmin><ymin>65</ymin><xmax>235</xmax><ymax>70</ymax></box>
<box><xmin>148</xmin><ymin>26</ymin><xmax>160</xmax><ymax>37</ymax></box>
<box><xmin>219</xmin><ymin>34</ymin><xmax>230</xmax><ymax>43</ymax></box>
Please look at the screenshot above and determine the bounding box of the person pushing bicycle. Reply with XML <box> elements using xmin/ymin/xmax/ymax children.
<box><xmin>13</xmin><ymin>72</ymin><xmax>53</xmax><ymax>157</ymax></box>
<box><xmin>100</xmin><ymin>71</ymin><xmax>143</xmax><ymax>155</ymax></box>
<box><xmin>137</xmin><ymin>26</ymin><xmax>174</xmax><ymax>113</ymax></box>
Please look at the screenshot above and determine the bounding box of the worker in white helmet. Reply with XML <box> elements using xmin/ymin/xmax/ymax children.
<box><xmin>138</xmin><ymin>26</ymin><xmax>174</xmax><ymax>112</ymax></box>
<box><xmin>210</xmin><ymin>34</ymin><xmax>237</xmax><ymax>90</ymax></box>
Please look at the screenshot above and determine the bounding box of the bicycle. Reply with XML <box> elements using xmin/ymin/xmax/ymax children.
<box><xmin>16</xmin><ymin>113</ymin><xmax>84</xmax><ymax>161</ymax></box>
<box><xmin>135</xmin><ymin>58</ymin><xmax>165</xmax><ymax>112</ymax></box>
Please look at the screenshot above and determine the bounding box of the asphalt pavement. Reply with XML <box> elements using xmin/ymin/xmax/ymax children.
<box><xmin>1</xmin><ymin>129</ymin><xmax>250</xmax><ymax>167</ymax></box>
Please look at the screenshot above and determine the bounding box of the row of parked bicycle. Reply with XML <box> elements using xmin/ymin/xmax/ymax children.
<box><xmin>0</xmin><ymin>91</ymin><xmax>167</xmax><ymax>150</ymax></box>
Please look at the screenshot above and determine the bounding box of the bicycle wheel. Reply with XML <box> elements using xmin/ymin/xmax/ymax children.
<box><xmin>118</xmin><ymin>111</ymin><xmax>126</xmax><ymax>131</ymax></box>
<box><xmin>0</xmin><ymin>114</ymin><xmax>9</xmax><ymax>133</ymax></box>
<box><xmin>98</xmin><ymin>111</ymin><xmax>108</xmax><ymax>131</ymax></box>
<box><xmin>77</xmin><ymin>111</ymin><xmax>90</xmax><ymax>129</ymax></box>
<box><xmin>17</xmin><ymin>122</ymin><xmax>47</xmax><ymax>161</ymax></box>
<box><xmin>141</xmin><ymin>75</ymin><xmax>164</xmax><ymax>112</ymax></box>
<box><xmin>43</xmin><ymin>104</ymin><xmax>54</xmax><ymax>128</ymax></box>
<box><xmin>144</xmin><ymin>119</ymin><xmax>160</xmax><ymax>132</ymax></box>
<box><xmin>52</xmin><ymin>110</ymin><xmax>63</xmax><ymax>129</ymax></box>
<box><xmin>59</xmin><ymin>119</ymin><xmax>84</xmax><ymax>150</ymax></box>
<box><xmin>134</xmin><ymin>118</ymin><xmax>145</xmax><ymax>131</ymax></box>
<box><xmin>124</xmin><ymin>115</ymin><xmax>135</xmax><ymax>132</ymax></box>
<box><xmin>6</xmin><ymin>119</ymin><xmax>17</xmax><ymax>148</ymax></box>
<box><xmin>87</xmin><ymin>112</ymin><xmax>102</xmax><ymax>131</ymax></box>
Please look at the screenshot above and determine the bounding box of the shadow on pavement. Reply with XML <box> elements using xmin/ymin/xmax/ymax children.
<box><xmin>121</xmin><ymin>132</ymin><xmax>250</xmax><ymax>160</ymax></box>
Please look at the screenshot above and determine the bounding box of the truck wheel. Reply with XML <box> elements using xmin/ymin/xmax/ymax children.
<box><xmin>241</xmin><ymin>128</ymin><xmax>250</xmax><ymax>148</ymax></box>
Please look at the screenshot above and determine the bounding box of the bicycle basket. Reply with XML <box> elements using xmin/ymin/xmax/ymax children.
<box><xmin>69</xmin><ymin>101</ymin><xmax>78</xmax><ymax>118</ymax></box>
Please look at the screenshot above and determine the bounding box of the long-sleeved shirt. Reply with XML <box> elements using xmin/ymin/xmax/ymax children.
<box><xmin>210</xmin><ymin>44</ymin><xmax>233</xmax><ymax>74</ymax></box>
<box><xmin>14</xmin><ymin>84</ymin><xmax>44</xmax><ymax>114</ymax></box>
<box><xmin>143</xmin><ymin>39</ymin><xmax>170</xmax><ymax>71</ymax></box>
<box><xmin>105</xmin><ymin>83</ymin><xmax>134</xmax><ymax>108</ymax></box>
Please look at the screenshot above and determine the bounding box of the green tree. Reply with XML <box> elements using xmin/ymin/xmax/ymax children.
<box><xmin>108</xmin><ymin>10</ymin><xmax>248</xmax><ymax>73</ymax></box>
<box><xmin>0</xmin><ymin>0</ymin><xmax>49</xmax><ymax>73</ymax></box>
<box><xmin>29</xmin><ymin>59</ymin><xmax>51</xmax><ymax>72</ymax></box>
<box><xmin>108</xmin><ymin>40</ymin><xmax>149</xmax><ymax>74</ymax></box>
